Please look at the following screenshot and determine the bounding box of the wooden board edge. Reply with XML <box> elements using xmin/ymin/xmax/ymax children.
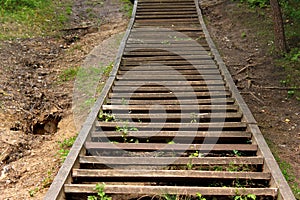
<box><xmin>43</xmin><ymin>0</ymin><xmax>138</xmax><ymax>199</ymax></box>
<box><xmin>194</xmin><ymin>0</ymin><xmax>257</xmax><ymax>124</ymax></box>
<box><xmin>248</xmin><ymin>124</ymin><xmax>296</xmax><ymax>200</ymax></box>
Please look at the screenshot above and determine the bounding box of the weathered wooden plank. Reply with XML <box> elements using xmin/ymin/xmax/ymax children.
<box><xmin>125</xmin><ymin>39</ymin><xmax>206</xmax><ymax>44</ymax></box>
<box><xmin>97</xmin><ymin>122</ymin><xmax>246</xmax><ymax>130</ymax></box>
<box><xmin>136</xmin><ymin>15</ymin><xmax>199</xmax><ymax>19</ymax></box>
<box><xmin>80</xmin><ymin>156</ymin><xmax>263</xmax><ymax>165</ymax></box>
<box><xmin>114</xmin><ymin>80</ymin><xmax>225</xmax><ymax>86</ymax></box>
<box><xmin>72</xmin><ymin>169</ymin><xmax>271</xmax><ymax>180</ymax></box>
<box><xmin>85</xmin><ymin>142</ymin><xmax>257</xmax><ymax>151</ymax></box>
<box><xmin>122</xmin><ymin>51</ymin><xmax>210</xmax><ymax>56</ymax></box>
<box><xmin>97</xmin><ymin>112</ymin><xmax>242</xmax><ymax>121</ymax></box>
<box><xmin>64</xmin><ymin>185</ymin><xmax>278</xmax><ymax>196</ymax></box>
<box><xmin>92</xmin><ymin>130</ymin><xmax>249</xmax><ymax>139</ymax></box>
<box><xmin>138</xmin><ymin>0</ymin><xmax>194</xmax><ymax>2</ymax></box>
<box><xmin>136</xmin><ymin>7</ymin><xmax>197</xmax><ymax>11</ymax></box>
<box><xmin>116</xmin><ymin>74</ymin><xmax>221</xmax><ymax>80</ymax></box>
<box><xmin>121</xmin><ymin>55</ymin><xmax>212</xmax><ymax>61</ymax></box>
<box><xmin>117</xmin><ymin>70</ymin><xmax>219</xmax><ymax>76</ymax></box>
<box><xmin>107</xmin><ymin>98</ymin><xmax>234</xmax><ymax>105</ymax></box>
<box><xmin>136</xmin><ymin>11</ymin><xmax>197</xmax><ymax>16</ymax></box>
<box><xmin>102</xmin><ymin>104</ymin><xmax>236</xmax><ymax>111</ymax></box>
<box><xmin>124</xmin><ymin>46</ymin><xmax>211</xmax><ymax>52</ymax></box>
<box><xmin>121</xmin><ymin>60</ymin><xmax>214</xmax><ymax>65</ymax></box>
<box><xmin>112</xmin><ymin>85</ymin><xmax>227</xmax><ymax>92</ymax></box>
<box><xmin>108</xmin><ymin>91</ymin><xmax>230</xmax><ymax>98</ymax></box>
<box><xmin>119</xmin><ymin>64</ymin><xmax>217</xmax><ymax>70</ymax></box>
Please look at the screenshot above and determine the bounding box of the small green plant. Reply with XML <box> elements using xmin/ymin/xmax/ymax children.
<box><xmin>98</xmin><ymin>112</ymin><xmax>115</xmax><ymax>122</ymax></box>
<box><xmin>116</xmin><ymin>121</ymin><xmax>138</xmax><ymax>142</ymax></box>
<box><xmin>159</xmin><ymin>193</ymin><xmax>207</xmax><ymax>200</ymax></box>
<box><xmin>228</xmin><ymin>162</ymin><xmax>240</xmax><ymax>172</ymax></box>
<box><xmin>87</xmin><ymin>183</ymin><xmax>112</xmax><ymax>200</ymax></box>
<box><xmin>241</xmin><ymin>32</ymin><xmax>247</xmax><ymax>38</ymax></box>
<box><xmin>234</xmin><ymin>193</ymin><xmax>256</xmax><ymax>200</ymax></box>
<box><xmin>196</xmin><ymin>193</ymin><xmax>206</xmax><ymax>200</ymax></box>
<box><xmin>190</xmin><ymin>112</ymin><xmax>197</xmax><ymax>123</ymax></box>
<box><xmin>101</xmin><ymin>62</ymin><xmax>114</xmax><ymax>77</ymax></box>
<box><xmin>233</xmin><ymin>150</ymin><xmax>242</xmax><ymax>157</ymax></box>
<box><xmin>28</xmin><ymin>169</ymin><xmax>55</xmax><ymax>197</ymax></box>
<box><xmin>57</xmin><ymin>148</ymin><xmax>70</xmax><ymax>162</ymax></box>
<box><xmin>57</xmin><ymin>135</ymin><xmax>77</xmax><ymax>162</ymax></box>
<box><xmin>41</xmin><ymin>170</ymin><xmax>54</xmax><ymax>188</ymax></box>
<box><xmin>187</xmin><ymin>151</ymin><xmax>201</xmax><ymax>170</ymax></box>
<box><xmin>59</xmin><ymin>136</ymin><xmax>77</xmax><ymax>148</ymax></box>
<box><xmin>29</xmin><ymin>187</ymin><xmax>39</xmax><ymax>197</ymax></box>
<box><xmin>167</xmin><ymin>140</ymin><xmax>175</xmax><ymax>144</ymax></box>
<box><xmin>121</xmin><ymin>98</ymin><xmax>127</xmax><ymax>105</ymax></box>
<box><xmin>59</xmin><ymin>66</ymin><xmax>79</xmax><ymax>82</ymax></box>
<box><xmin>161</xmin><ymin>40</ymin><xmax>171</xmax><ymax>45</ymax></box>
<box><xmin>121</xmin><ymin>0</ymin><xmax>133</xmax><ymax>17</ymax></box>
<box><xmin>213</xmin><ymin>165</ymin><xmax>224</xmax><ymax>171</ymax></box>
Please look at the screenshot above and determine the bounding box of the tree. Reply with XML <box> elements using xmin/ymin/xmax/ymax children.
<box><xmin>270</xmin><ymin>0</ymin><xmax>287</xmax><ymax>54</ymax></box>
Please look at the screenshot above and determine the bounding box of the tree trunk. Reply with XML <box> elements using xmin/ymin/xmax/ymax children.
<box><xmin>269</xmin><ymin>0</ymin><xmax>287</xmax><ymax>54</ymax></box>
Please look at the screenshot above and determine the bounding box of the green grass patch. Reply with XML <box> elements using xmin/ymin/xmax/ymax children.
<box><xmin>57</xmin><ymin>135</ymin><xmax>77</xmax><ymax>162</ymax></box>
<box><xmin>120</xmin><ymin>0</ymin><xmax>133</xmax><ymax>17</ymax></box>
<box><xmin>0</xmin><ymin>0</ymin><xmax>72</xmax><ymax>40</ymax></box>
<box><xmin>58</xmin><ymin>66</ymin><xmax>80</xmax><ymax>82</ymax></box>
<box><xmin>266</xmin><ymin>139</ymin><xmax>300</xmax><ymax>198</ymax></box>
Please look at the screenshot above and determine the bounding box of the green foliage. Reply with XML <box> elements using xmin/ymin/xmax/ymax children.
<box><xmin>116</xmin><ymin>121</ymin><xmax>139</xmax><ymax>143</ymax></box>
<box><xmin>28</xmin><ymin>187</ymin><xmax>39</xmax><ymax>197</ymax></box>
<box><xmin>234</xmin><ymin>193</ymin><xmax>256</xmax><ymax>200</ymax></box>
<box><xmin>234</xmin><ymin>0</ymin><xmax>268</xmax><ymax>8</ymax></box>
<box><xmin>0</xmin><ymin>0</ymin><xmax>45</xmax><ymax>11</ymax></box>
<box><xmin>196</xmin><ymin>193</ymin><xmax>206</xmax><ymax>200</ymax></box>
<box><xmin>88</xmin><ymin>183</ymin><xmax>112</xmax><ymax>200</ymax></box>
<box><xmin>102</xmin><ymin>62</ymin><xmax>113</xmax><ymax>77</ymax></box>
<box><xmin>270</xmin><ymin>144</ymin><xmax>300</xmax><ymax>199</ymax></box>
<box><xmin>187</xmin><ymin>151</ymin><xmax>200</xmax><ymax>170</ymax></box>
<box><xmin>0</xmin><ymin>0</ymin><xmax>70</xmax><ymax>39</ymax></box>
<box><xmin>190</xmin><ymin>112</ymin><xmax>197</xmax><ymax>123</ymax></box>
<box><xmin>98</xmin><ymin>112</ymin><xmax>115</xmax><ymax>122</ymax></box>
<box><xmin>280</xmin><ymin>0</ymin><xmax>300</xmax><ymax>23</ymax></box>
<box><xmin>277</xmin><ymin>48</ymin><xmax>300</xmax><ymax>99</ymax></box>
<box><xmin>241</xmin><ymin>32</ymin><xmax>247</xmax><ymax>38</ymax></box>
<box><xmin>58</xmin><ymin>136</ymin><xmax>77</xmax><ymax>148</ymax></box>
<box><xmin>160</xmin><ymin>194</ymin><xmax>207</xmax><ymax>200</ymax></box>
<box><xmin>57</xmin><ymin>135</ymin><xmax>77</xmax><ymax>162</ymax></box>
<box><xmin>59</xmin><ymin>66</ymin><xmax>80</xmax><ymax>82</ymax></box>
<box><xmin>233</xmin><ymin>150</ymin><xmax>242</xmax><ymax>157</ymax></box>
<box><xmin>121</xmin><ymin>0</ymin><xmax>133</xmax><ymax>17</ymax></box>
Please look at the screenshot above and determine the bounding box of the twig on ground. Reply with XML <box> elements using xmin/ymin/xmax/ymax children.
<box><xmin>241</xmin><ymin>91</ymin><xmax>264</xmax><ymax>104</ymax></box>
<box><xmin>253</xmin><ymin>85</ymin><xmax>300</xmax><ymax>90</ymax></box>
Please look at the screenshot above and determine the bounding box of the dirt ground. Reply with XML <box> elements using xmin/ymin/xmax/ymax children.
<box><xmin>0</xmin><ymin>0</ymin><xmax>128</xmax><ymax>199</ymax></box>
<box><xmin>0</xmin><ymin>0</ymin><xmax>299</xmax><ymax>199</ymax></box>
<box><xmin>201</xmin><ymin>0</ymin><xmax>299</xmax><ymax>194</ymax></box>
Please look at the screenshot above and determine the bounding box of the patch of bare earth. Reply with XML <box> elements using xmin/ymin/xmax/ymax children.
<box><xmin>202</xmin><ymin>0</ymin><xmax>299</xmax><ymax>192</ymax></box>
<box><xmin>0</xmin><ymin>0</ymin><xmax>128</xmax><ymax>199</ymax></box>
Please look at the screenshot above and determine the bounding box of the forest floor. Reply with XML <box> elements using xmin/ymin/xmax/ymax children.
<box><xmin>0</xmin><ymin>0</ymin><xmax>299</xmax><ymax>199</ymax></box>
